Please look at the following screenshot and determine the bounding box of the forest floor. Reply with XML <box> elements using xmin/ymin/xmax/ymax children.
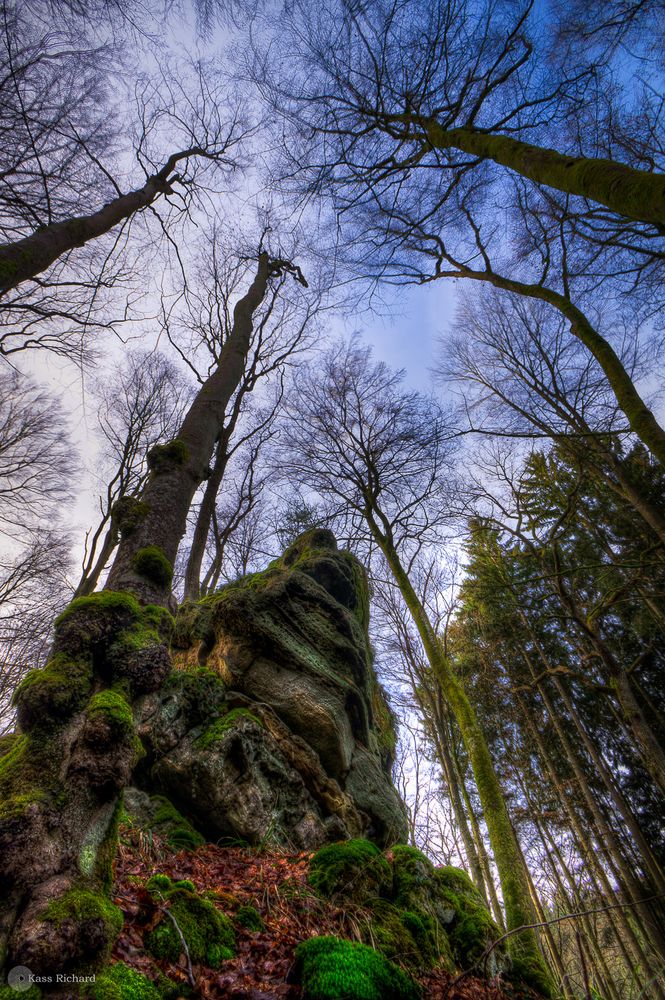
<box><xmin>112</xmin><ymin>830</ymin><xmax>538</xmax><ymax>1000</ymax></box>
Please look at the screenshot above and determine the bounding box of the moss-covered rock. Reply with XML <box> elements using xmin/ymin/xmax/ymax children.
<box><xmin>52</xmin><ymin>592</ymin><xmax>173</xmax><ymax>696</ymax></box>
<box><xmin>145</xmin><ymin>875</ymin><xmax>235</xmax><ymax>967</ymax></box>
<box><xmin>391</xmin><ymin>845</ymin><xmax>435</xmax><ymax>909</ymax></box>
<box><xmin>433</xmin><ymin>866</ymin><xmax>500</xmax><ymax>969</ymax></box>
<box><xmin>34</xmin><ymin>886</ymin><xmax>124</xmax><ymax>971</ymax></box>
<box><xmin>309</xmin><ymin>839</ymin><xmax>392</xmax><ymax>900</ymax></box>
<box><xmin>149</xmin><ymin>796</ymin><xmax>205</xmax><ymax>851</ymax></box>
<box><xmin>293</xmin><ymin>936</ymin><xmax>421</xmax><ymax>1000</ymax></box>
<box><xmin>365</xmin><ymin>899</ymin><xmax>441</xmax><ymax>970</ymax></box>
<box><xmin>136</xmin><ymin>531</ymin><xmax>408</xmax><ymax>849</ymax></box>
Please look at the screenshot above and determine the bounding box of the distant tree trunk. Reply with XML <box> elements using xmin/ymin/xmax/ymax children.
<box><xmin>366</xmin><ymin>512</ymin><xmax>555</xmax><ymax>996</ymax></box>
<box><xmin>0</xmin><ymin>254</ymin><xmax>276</xmax><ymax>979</ymax></box>
<box><xmin>455</xmin><ymin>268</ymin><xmax>665</xmax><ymax>470</ymax></box>
<box><xmin>517</xmin><ymin>633</ymin><xmax>665</xmax><ymax>970</ymax></box>
<box><xmin>515</xmin><ymin>690</ymin><xmax>662</xmax><ymax>998</ymax></box>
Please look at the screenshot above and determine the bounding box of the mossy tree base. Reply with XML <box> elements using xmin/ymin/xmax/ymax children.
<box><xmin>0</xmin><ymin>592</ymin><xmax>173</xmax><ymax>978</ymax></box>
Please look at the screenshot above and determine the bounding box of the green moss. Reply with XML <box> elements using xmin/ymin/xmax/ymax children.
<box><xmin>112</xmin><ymin>497</ymin><xmax>150</xmax><ymax>537</ymax></box>
<box><xmin>196</xmin><ymin>708</ymin><xmax>263</xmax><ymax>749</ymax></box>
<box><xmin>0</xmin><ymin>730</ymin><xmax>62</xmax><ymax>825</ymax></box>
<box><xmin>150</xmin><ymin>797</ymin><xmax>205</xmax><ymax>851</ymax></box>
<box><xmin>173</xmin><ymin>879</ymin><xmax>196</xmax><ymax>892</ymax></box>
<box><xmin>145</xmin><ymin>873</ymin><xmax>172</xmax><ymax>894</ymax></box>
<box><xmin>433</xmin><ymin>867</ymin><xmax>499</xmax><ymax>969</ymax></box>
<box><xmin>145</xmin><ymin>878</ymin><xmax>235</xmax><ymax>967</ymax></box>
<box><xmin>86</xmin><ymin>690</ymin><xmax>134</xmax><ymax>737</ymax></box>
<box><xmin>391</xmin><ymin>845</ymin><xmax>434</xmax><ymax>908</ymax></box>
<box><xmin>40</xmin><ymin>887</ymin><xmax>123</xmax><ymax>962</ymax></box>
<box><xmin>294</xmin><ymin>936</ymin><xmax>421</xmax><ymax>1000</ymax></box>
<box><xmin>366</xmin><ymin>899</ymin><xmax>438</xmax><ymax>970</ymax></box>
<box><xmin>235</xmin><ymin>904</ymin><xmax>264</xmax><ymax>932</ymax></box>
<box><xmin>509</xmin><ymin>953</ymin><xmax>557</xmax><ymax>997</ymax></box>
<box><xmin>309</xmin><ymin>839</ymin><xmax>391</xmax><ymax>901</ymax></box>
<box><xmin>0</xmin><ymin>987</ymin><xmax>41</xmax><ymax>1000</ymax></box>
<box><xmin>131</xmin><ymin>546</ymin><xmax>173</xmax><ymax>589</ymax></box>
<box><xmin>141</xmin><ymin>605</ymin><xmax>175</xmax><ymax>641</ymax></box>
<box><xmin>13</xmin><ymin>653</ymin><xmax>93</xmax><ymax>730</ymax></box>
<box><xmin>88</xmin><ymin>962</ymin><xmax>161</xmax><ymax>1000</ymax></box>
<box><xmin>54</xmin><ymin>591</ymin><xmax>142</xmax><ymax>657</ymax></box>
<box><xmin>0</xmin><ymin>731</ymin><xmax>18</xmax><ymax>758</ymax></box>
<box><xmin>147</xmin><ymin>439</ymin><xmax>188</xmax><ymax>472</ymax></box>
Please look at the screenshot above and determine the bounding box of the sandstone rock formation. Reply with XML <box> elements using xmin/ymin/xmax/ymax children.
<box><xmin>130</xmin><ymin>529</ymin><xmax>409</xmax><ymax>850</ymax></box>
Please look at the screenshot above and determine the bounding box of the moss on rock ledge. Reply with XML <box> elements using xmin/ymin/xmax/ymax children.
<box><xmin>309</xmin><ymin>839</ymin><xmax>392</xmax><ymax>900</ymax></box>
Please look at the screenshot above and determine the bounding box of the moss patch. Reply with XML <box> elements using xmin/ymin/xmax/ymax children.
<box><xmin>0</xmin><ymin>730</ymin><xmax>62</xmax><ymax>825</ymax></box>
<box><xmin>13</xmin><ymin>652</ymin><xmax>93</xmax><ymax>730</ymax></box>
<box><xmin>145</xmin><ymin>875</ymin><xmax>235</xmax><ymax>967</ymax></box>
<box><xmin>147</xmin><ymin>439</ymin><xmax>188</xmax><ymax>472</ymax></box>
<box><xmin>131</xmin><ymin>546</ymin><xmax>173</xmax><ymax>589</ymax></box>
<box><xmin>433</xmin><ymin>866</ymin><xmax>499</xmax><ymax>969</ymax></box>
<box><xmin>87</xmin><ymin>962</ymin><xmax>161</xmax><ymax>1000</ymax></box>
<box><xmin>86</xmin><ymin>691</ymin><xmax>134</xmax><ymax>738</ymax></box>
<box><xmin>309</xmin><ymin>839</ymin><xmax>391</xmax><ymax>900</ymax></box>
<box><xmin>196</xmin><ymin>708</ymin><xmax>263</xmax><ymax>749</ymax></box>
<box><xmin>235</xmin><ymin>904</ymin><xmax>264</xmax><ymax>932</ymax></box>
<box><xmin>391</xmin><ymin>845</ymin><xmax>434</xmax><ymax>909</ymax></box>
<box><xmin>112</xmin><ymin>497</ymin><xmax>150</xmax><ymax>537</ymax></box>
<box><xmin>293</xmin><ymin>936</ymin><xmax>421</xmax><ymax>1000</ymax></box>
<box><xmin>150</xmin><ymin>796</ymin><xmax>205</xmax><ymax>851</ymax></box>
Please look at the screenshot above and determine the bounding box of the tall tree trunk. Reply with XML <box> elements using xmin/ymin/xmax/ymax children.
<box><xmin>0</xmin><ymin>254</ymin><xmax>275</xmax><ymax>979</ymax></box>
<box><xmin>455</xmin><ymin>267</ymin><xmax>665</xmax><ymax>469</ymax></box>
<box><xmin>183</xmin><ymin>431</ymin><xmax>232</xmax><ymax>601</ymax></box>
<box><xmin>415</xmin><ymin>121</ymin><xmax>665</xmax><ymax>231</ymax></box>
<box><xmin>0</xmin><ymin>149</ymin><xmax>210</xmax><ymax>294</ymax></box>
<box><xmin>106</xmin><ymin>255</ymin><xmax>271</xmax><ymax>605</ymax></box>
<box><xmin>366</xmin><ymin>513</ymin><xmax>555</xmax><ymax>996</ymax></box>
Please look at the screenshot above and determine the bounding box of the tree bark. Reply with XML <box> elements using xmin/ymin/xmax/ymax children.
<box><xmin>418</xmin><ymin>121</ymin><xmax>665</xmax><ymax>231</ymax></box>
<box><xmin>0</xmin><ymin>149</ymin><xmax>210</xmax><ymax>294</ymax></box>
<box><xmin>183</xmin><ymin>431</ymin><xmax>232</xmax><ymax>601</ymax></box>
<box><xmin>455</xmin><ymin>268</ymin><xmax>665</xmax><ymax>470</ymax></box>
<box><xmin>366</xmin><ymin>512</ymin><xmax>555</xmax><ymax>995</ymax></box>
<box><xmin>105</xmin><ymin>254</ymin><xmax>271</xmax><ymax>605</ymax></box>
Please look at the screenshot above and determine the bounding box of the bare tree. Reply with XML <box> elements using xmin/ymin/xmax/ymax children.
<box><xmin>0</xmin><ymin>4</ymin><xmax>249</xmax><ymax>360</ymax></box>
<box><xmin>0</xmin><ymin>370</ymin><xmax>73</xmax><ymax>731</ymax></box>
<box><xmin>160</xmin><ymin>228</ymin><xmax>316</xmax><ymax>599</ymax></box>
<box><xmin>439</xmin><ymin>288</ymin><xmax>665</xmax><ymax>543</ymax></box>
<box><xmin>278</xmin><ymin>338</ymin><xmax>555</xmax><ymax>994</ymax></box>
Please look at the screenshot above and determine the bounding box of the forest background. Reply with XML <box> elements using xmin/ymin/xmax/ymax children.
<box><xmin>1</xmin><ymin>0</ymin><xmax>664</xmax><ymax>997</ymax></box>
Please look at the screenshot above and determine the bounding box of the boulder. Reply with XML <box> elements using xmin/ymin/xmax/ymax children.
<box><xmin>133</xmin><ymin>530</ymin><xmax>409</xmax><ymax>849</ymax></box>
